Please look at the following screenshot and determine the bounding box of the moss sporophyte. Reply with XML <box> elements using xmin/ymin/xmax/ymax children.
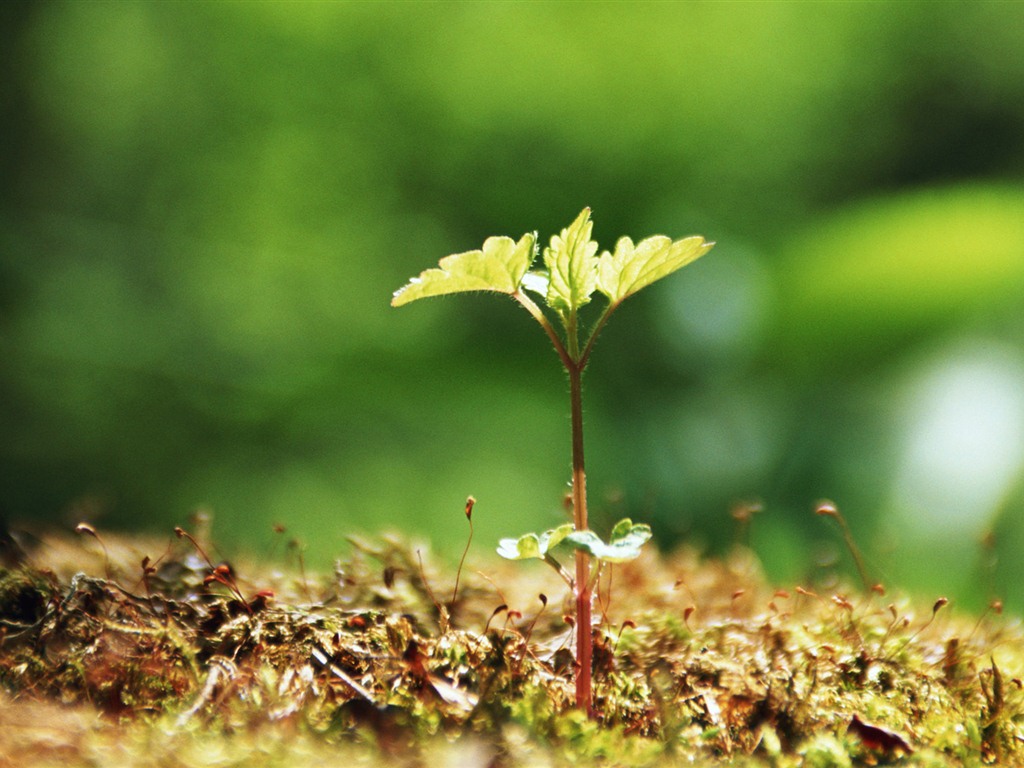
<box><xmin>392</xmin><ymin>208</ymin><xmax>713</xmax><ymax>716</ymax></box>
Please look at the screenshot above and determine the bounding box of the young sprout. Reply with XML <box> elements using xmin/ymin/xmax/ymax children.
<box><xmin>393</xmin><ymin>208</ymin><xmax>713</xmax><ymax>715</ymax></box>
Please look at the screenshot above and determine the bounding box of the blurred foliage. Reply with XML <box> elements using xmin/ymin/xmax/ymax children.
<box><xmin>2</xmin><ymin>2</ymin><xmax>1024</xmax><ymax>611</ymax></box>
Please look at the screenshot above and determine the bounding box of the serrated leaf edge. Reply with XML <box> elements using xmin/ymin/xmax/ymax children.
<box><xmin>392</xmin><ymin>232</ymin><xmax>537</xmax><ymax>307</ymax></box>
<box><xmin>543</xmin><ymin>208</ymin><xmax>599</xmax><ymax>317</ymax></box>
<box><xmin>596</xmin><ymin>234</ymin><xmax>713</xmax><ymax>306</ymax></box>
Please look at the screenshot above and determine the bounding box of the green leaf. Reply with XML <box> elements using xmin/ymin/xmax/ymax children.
<box><xmin>609</xmin><ymin>517</ymin><xmax>638</xmax><ymax>541</ymax></box>
<box><xmin>563</xmin><ymin>519</ymin><xmax>652</xmax><ymax>563</ymax></box>
<box><xmin>391</xmin><ymin>232</ymin><xmax>537</xmax><ymax>307</ymax></box>
<box><xmin>596</xmin><ymin>233</ymin><xmax>713</xmax><ymax>306</ymax></box>
<box><xmin>608</xmin><ymin>518</ymin><xmax>652</xmax><ymax>548</ymax></box>
<box><xmin>496</xmin><ymin>533</ymin><xmax>541</xmax><ymax>560</ymax></box>
<box><xmin>497</xmin><ymin>523</ymin><xmax>574</xmax><ymax>561</ymax></box>
<box><xmin>543</xmin><ymin>208</ymin><xmax>599</xmax><ymax>318</ymax></box>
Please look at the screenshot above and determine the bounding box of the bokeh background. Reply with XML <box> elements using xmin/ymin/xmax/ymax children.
<box><xmin>3</xmin><ymin>1</ymin><xmax>1024</xmax><ymax>612</ymax></box>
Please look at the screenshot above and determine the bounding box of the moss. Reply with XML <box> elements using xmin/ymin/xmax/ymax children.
<box><xmin>0</xmin><ymin>530</ymin><xmax>1021</xmax><ymax>767</ymax></box>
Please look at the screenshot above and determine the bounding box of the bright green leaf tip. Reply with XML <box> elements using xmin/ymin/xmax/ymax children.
<box><xmin>543</xmin><ymin>207</ymin><xmax>599</xmax><ymax>318</ymax></box>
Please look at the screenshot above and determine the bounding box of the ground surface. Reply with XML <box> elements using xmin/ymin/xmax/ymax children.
<box><xmin>1</xmin><ymin>523</ymin><xmax>1022</xmax><ymax>767</ymax></box>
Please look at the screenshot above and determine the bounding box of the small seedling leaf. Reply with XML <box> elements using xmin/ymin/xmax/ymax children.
<box><xmin>541</xmin><ymin>523</ymin><xmax>575</xmax><ymax>552</ymax></box>
<box><xmin>543</xmin><ymin>208</ymin><xmax>599</xmax><ymax>318</ymax></box>
<box><xmin>392</xmin><ymin>232</ymin><xmax>537</xmax><ymax>307</ymax></box>
<box><xmin>496</xmin><ymin>523</ymin><xmax>574</xmax><ymax>561</ymax></box>
<box><xmin>596</xmin><ymin>234</ymin><xmax>713</xmax><ymax>306</ymax></box>
<box><xmin>497</xmin><ymin>534</ymin><xmax>541</xmax><ymax>560</ymax></box>
<box><xmin>564</xmin><ymin>520</ymin><xmax>652</xmax><ymax>563</ymax></box>
<box><xmin>609</xmin><ymin>517</ymin><xmax>639</xmax><ymax>541</ymax></box>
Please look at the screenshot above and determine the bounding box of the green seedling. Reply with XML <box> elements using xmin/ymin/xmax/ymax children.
<box><xmin>392</xmin><ymin>208</ymin><xmax>713</xmax><ymax>714</ymax></box>
<box><xmin>496</xmin><ymin>518</ymin><xmax>654</xmax><ymax>584</ymax></box>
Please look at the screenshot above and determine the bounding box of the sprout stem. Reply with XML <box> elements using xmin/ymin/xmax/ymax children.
<box><xmin>568</xmin><ymin>359</ymin><xmax>593</xmax><ymax>715</ymax></box>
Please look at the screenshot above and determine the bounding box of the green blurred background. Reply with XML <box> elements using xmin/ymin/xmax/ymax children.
<box><xmin>3</xmin><ymin>1</ymin><xmax>1024</xmax><ymax>611</ymax></box>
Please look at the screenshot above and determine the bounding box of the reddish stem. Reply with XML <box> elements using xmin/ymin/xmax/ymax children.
<box><xmin>569</xmin><ymin>361</ymin><xmax>593</xmax><ymax>715</ymax></box>
<box><xmin>514</xmin><ymin>289</ymin><xmax>596</xmax><ymax>716</ymax></box>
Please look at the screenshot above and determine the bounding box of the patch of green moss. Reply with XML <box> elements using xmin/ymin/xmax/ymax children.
<box><xmin>0</xmin><ymin>531</ymin><xmax>1021</xmax><ymax>767</ymax></box>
